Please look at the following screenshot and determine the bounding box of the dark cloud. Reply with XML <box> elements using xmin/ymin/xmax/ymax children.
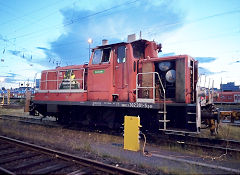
<box><xmin>199</xmin><ymin>67</ymin><xmax>226</xmax><ymax>75</ymax></box>
<box><xmin>7</xmin><ymin>73</ymin><xmax>18</xmax><ymax>77</ymax></box>
<box><xmin>36</xmin><ymin>47</ymin><xmax>49</xmax><ymax>51</ymax></box>
<box><xmin>199</xmin><ymin>67</ymin><xmax>213</xmax><ymax>75</ymax></box>
<box><xmin>2</xmin><ymin>73</ymin><xmax>19</xmax><ymax>78</ymax></box>
<box><xmin>36</xmin><ymin>46</ymin><xmax>62</xmax><ymax>67</ymax></box>
<box><xmin>194</xmin><ymin>57</ymin><xmax>217</xmax><ymax>63</ymax></box>
<box><xmin>1</xmin><ymin>73</ymin><xmax>19</xmax><ymax>83</ymax></box>
<box><xmin>159</xmin><ymin>52</ymin><xmax>176</xmax><ymax>57</ymax></box>
<box><xmin>229</xmin><ymin>60</ymin><xmax>240</xmax><ymax>65</ymax></box>
<box><xmin>8</xmin><ymin>50</ymin><xmax>21</xmax><ymax>56</ymax></box>
<box><xmin>4</xmin><ymin>77</ymin><xmax>16</xmax><ymax>83</ymax></box>
<box><xmin>40</xmin><ymin>1</ymin><xmax>185</xmax><ymax>66</ymax></box>
<box><xmin>0</xmin><ymin>35</ymin><xmax>8</xmax><ymax>42</ymax></box>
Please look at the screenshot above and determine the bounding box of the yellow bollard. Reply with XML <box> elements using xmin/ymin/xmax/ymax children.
<box><xmin>123</xmin><ymin>115</ymin><xmax>142</xmax><ymax>151</ymax></box>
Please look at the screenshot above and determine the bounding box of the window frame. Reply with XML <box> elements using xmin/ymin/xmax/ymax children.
<box><xmin>102</xmin><ymin>47</ymin><xmax>111</xmax><ymax>63</ymax></box>
<box><xmin>92</xmin><ymin>49</ymin><xmax>103</xmax><ymax>64</ymax></box>
<box><xmin>131</xmin><ymin>41</ymin><xmax>145</xmax><ymax>59</ymax></box>
<box><xmin>92</xmin><ymin>48</ymin><xmax>112</xmax><ymax>64</ymax></box>
<box><xmin>117</xmin><ymin>45</ymin><xmax>126</xmax><ymax>63</ymax></box>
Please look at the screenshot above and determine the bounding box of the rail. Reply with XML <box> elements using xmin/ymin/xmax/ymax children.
<box><xmin>0</xmin><ymin>136</ymin><xmax>144</xmax><ymax>175</ymax></box>
<box><xmin>38</xmin><ymin>68</ymin><xmax>86</xmax><ymax>93</ymax></box>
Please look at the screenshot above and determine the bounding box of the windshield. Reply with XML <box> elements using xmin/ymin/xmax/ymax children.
<box><xmin>92</xmin><ymin>49</ymin><xmax>102</xmax><ymax>64</ymax></box>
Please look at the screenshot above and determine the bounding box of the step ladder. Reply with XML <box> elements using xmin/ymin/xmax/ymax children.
<box><xmin>136</xmin><ymin>72</ymin><xmax>169</xmax><ymax>130</ymax></box>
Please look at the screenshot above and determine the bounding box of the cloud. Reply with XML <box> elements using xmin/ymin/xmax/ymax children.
<box><xmin>194</xmin><ymin>57</ymin><xmax>217</xmax><ymax>63</ymax></box>
<box><xmin>8</xmin><ymin>50</ymin><xmax>21</xmax><ymax>56</ymax></box>
<box><xmin>36</xmin><ymin>47</ymin><xmax>48</xmax><ymax>51</ymax></box>
<box><xmin>159</xmin><ymin>52</ymin><xmax>176</xmax><ymax>57</ymax></box>
<box><xmin>199</xmin><ymin>67</ymin><xmax>226</xmax><ymax>75</ymax></box>
<box><xmin>0</xmin><ymin>35</ymin><xmax>8</xmax><ymax>42</ymax></box>
<box><xmin>0</xmin><ymin>73</ymin><xmax>19</xmax><ymax>83</ymax></box>
<box><xmin>4</xmin><ymin>77</ymin><xmax>16</xmax><ymax>83</ymax></box>
<box><xmin>199</xmin><ymin>67</ymin><xmax>213</xmax><ymax>75</ymax></box>
<box><xmin>36</xmin><ymin>46</ymin><xmax>62</xmax><ymax>67</ymax></box>
<box><xmin>6</xmin><ymin>73</ymin><xmax>18</xmax><ymax>77</ymax></box>
<box><xmin>229</xmin><ymin>60</ymin><xmax>240</xmax><ymax>65</ymax></box>
<box><xmin>41</xmin><ymin>1</ymin><xmax>185</xmax><ymax>66</ymax></box>
<box><xmin>1</xmin><ymin>72</ymin><xmax>18</xmax><ymax>78</ymax></box>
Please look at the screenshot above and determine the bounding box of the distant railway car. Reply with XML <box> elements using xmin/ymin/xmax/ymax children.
<box><xmin>30</xmin><ymin>36</ymin><xmax>215</xmax><ymax>133</ymax></box>
<box><xmin>214</xmin><ymin>92</ymin><xmax>240</xmax><ymax>104</ymax></box>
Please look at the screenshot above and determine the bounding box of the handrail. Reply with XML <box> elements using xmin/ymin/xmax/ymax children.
<box><xmin>136</xmin><ymin>72</ymin><xmax>167</xmax><ymax>129</ymax></box>
<box><xmin>40</xmin><ymin>68</ymin><xmax>85</xmax><ymax>91</ymax></box>
<box><xmin>155</xmin><ymin>72</ymin><xmax>167</xmax><ymax>130</ymax></box>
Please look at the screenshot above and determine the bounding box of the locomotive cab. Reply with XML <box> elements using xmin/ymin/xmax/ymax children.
<box><xmin>85</xmin><ymin>39</ymin><xmax>200</xmax><ymax>132</ymax></box>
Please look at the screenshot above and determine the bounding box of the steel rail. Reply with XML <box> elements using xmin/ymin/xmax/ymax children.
<box><xmin>0</xmin><ymin>136</ymin><xmax>144</xmax><ymax>175</ymax></box>
<box><xmin>1</xmin><ymin>114</ymin><xmax>240</xmax><ymax>157</ymax></box>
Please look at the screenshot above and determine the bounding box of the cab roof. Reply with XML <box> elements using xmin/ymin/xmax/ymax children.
<box><xmin>94</xmin><ymin>39</ymin><xmax>149</xmax><ymax>49</ymax></box>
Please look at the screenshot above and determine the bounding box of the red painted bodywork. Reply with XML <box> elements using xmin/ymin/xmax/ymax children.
<box><xmin>34</xmin><ymin>40</ymin><xmax>197</xmax><ymax>105</ymax></box>
<box><xmin>214</xmin><ymin>91</ymin><xmax>240</xmax><ymax>103</ymax></box>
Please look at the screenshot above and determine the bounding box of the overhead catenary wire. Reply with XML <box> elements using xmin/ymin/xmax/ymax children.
<box><xmin>145</xmin><ymin>8</ymin><xmax>240</xmax><ymax>37</ymax></box>
<box><xmin>0</xmin><ymin>0</ymin><xmax>66</xmax><ymax>26</ymax></box>
<box><xmin>7</xmin><ymin>0</ymin><xmax>141</xmax><ymax>40</ymax></box>
<box><xmin>3</xmin><ymin>6</ymin><xmax>238</xmax><ymax>52</ymax></box>
<box><xmin>0</xmin><ymin>3</ymin><xmax>239</xmax><ymax>69</ymax></box>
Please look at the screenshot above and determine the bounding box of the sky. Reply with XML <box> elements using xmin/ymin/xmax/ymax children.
<box><xmin>0</xmin><ymin>0</ymin><xmax>239</xmax><ymax>89</ymax></box>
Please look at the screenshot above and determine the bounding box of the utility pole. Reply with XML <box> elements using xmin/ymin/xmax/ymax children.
<box><xmin>88</xmin><ymin>38</ymin><xmax>93</xmax><ymax>60</ymax></box>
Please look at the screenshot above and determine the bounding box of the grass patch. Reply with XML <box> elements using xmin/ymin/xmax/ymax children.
<box><xmin>198</xmin><ymin>122</ymin><xmax>240</xmax><ymax>141</ymax></box>
<box><xmin>100</xmin><ymin>152</ymin><xmax>122</xmax><ymax>162</ymax></box>
<box><xmin>82</xmin><ymin>143</ymin><xmax>92</xmax><ymax>152</ymax></box>
<box><xmin>0</xmin><ymin>108</ymin><xmax>26</xmax><ymax>116</ymax></box>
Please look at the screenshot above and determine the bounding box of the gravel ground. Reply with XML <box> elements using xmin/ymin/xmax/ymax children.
<box><xmin>0</xmin><ymin>108</ymin><xmax>240</xmax><ymax>174</ymax></box>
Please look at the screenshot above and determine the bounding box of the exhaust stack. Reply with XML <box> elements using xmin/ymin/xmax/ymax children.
<box><xmin>102</xmin><ymin>39</ymin><xmax>108</xmax><ymax>45</ymax></box>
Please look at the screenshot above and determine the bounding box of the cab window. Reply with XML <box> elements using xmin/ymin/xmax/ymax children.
<box><xmin>117</xmin><ymin>46</ymin><xmax>126</xmax><ymax>63</ymax></box>
<box><xmin>92</xmin><ymin>49</ymin><xmax>102</xmax><ymax>64</ymax></box>
<box><xmin>102</xmin><ymin>48</ymin><xmax>111</xmax><ymax>62</ymax></box>
<box><xmin>132</xmin><ymin>41</ymin><xmax>145</xmax><ymax>58</ymax></box>
<box><xmin>92</xmin><ymin>48</ymin><xmax>111</xmax><ymax>64</ymax></box>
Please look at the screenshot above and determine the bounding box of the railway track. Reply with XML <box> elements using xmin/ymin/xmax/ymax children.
<box><xmin>222</xmin><ymin>121</ymin><xmax>240</xmax><ymax>127</ymax></box>
<box><xmin>0</xmin><ymin>136</ymin><xmax>144</xmax><ymax>175</ymax></box>
<box><xmin>1</xmin><ymin>114</ymin><xmax>240</xmax><ymax>158</ymax></box>
<box><xmin>150</xmin><ymin>133</ymin><xmax>240</xmax><ymax>158</ymax></box>
<box><xmin>0</xmin><ymin>115</ymin><xmax>59</xmax><ymax>127</ymax></box>
<box><xmin>0</xmin><ymin>104</ymin><xmax>23</xmax><ymax>109</ymax></box>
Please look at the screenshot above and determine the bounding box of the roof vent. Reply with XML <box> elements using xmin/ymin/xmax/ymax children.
<box><xmin>127</xmin><ymin>34</ymin><xmax>136</xmax><ymax>43</ymax></box>
<box><xmin>102</xmin><ymin>39</ymin><xmax>108</xmax><ymax>45</ymax></box>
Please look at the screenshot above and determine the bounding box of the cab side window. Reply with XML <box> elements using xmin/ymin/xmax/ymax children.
<box><xmin>92</xmin><ymin>48</ymin><xmax>111</xmax><ymax>64</ymax></box>
<box><xmin>92</xmin><ymin>49</ymin><xmax>102</xmax><ymax>64</ymax></box>
<box><xmin>132</xmin><ymin>42</ymin><xmax>145</xmax><ymax>58</ymax></box>
<box><xmin>102</xmin><ymin>48</ymin><xmax>111</xmax><ymax>62</ymax></box>
<box><xmin>117</xmin><ymin>46</ymin><xmax>126</xmax><ymax>63</ymax></box>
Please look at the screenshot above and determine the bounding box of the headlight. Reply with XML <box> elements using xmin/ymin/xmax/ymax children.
<box><xmin>158</xmin><ymin>61</ymin><xmax>171</xmax><ymax>71</ymax></box>
<box><xmin>165</xmin><ymin>69</ymin><xmax>176</xmax><ymax>83</ymax></box>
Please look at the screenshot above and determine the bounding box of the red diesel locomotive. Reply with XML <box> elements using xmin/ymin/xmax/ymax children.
<box><xmin>30</xmin><ymin>36</ymin><xmax>202</xmax><ymax>132</ymax></box>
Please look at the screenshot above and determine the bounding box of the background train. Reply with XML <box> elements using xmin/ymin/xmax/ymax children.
<box><xmin>30</xmin><ymin>35</ymin><xmax>217</xmax><ymax>133</ymax></box>
<box><xmin>214</xmin><ymin>91</ymin><xmax>240</xmax><ymax>104</ymax></box>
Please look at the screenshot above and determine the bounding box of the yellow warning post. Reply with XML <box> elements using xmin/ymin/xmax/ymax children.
<box><xmin>124</xmin><ymin>115</ymin><xmax>141</xmax><ymax>151</ymax></box>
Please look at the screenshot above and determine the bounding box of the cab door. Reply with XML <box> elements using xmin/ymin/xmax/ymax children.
<box><xmin>87</xmin><ymin>47</ymin><xmax>113</xmax><ymax>101</ymax></box>
<box><xmin>114</xmin><ymin>45</ymin><xmax>128</xmax><ymax>101</ymax></box>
